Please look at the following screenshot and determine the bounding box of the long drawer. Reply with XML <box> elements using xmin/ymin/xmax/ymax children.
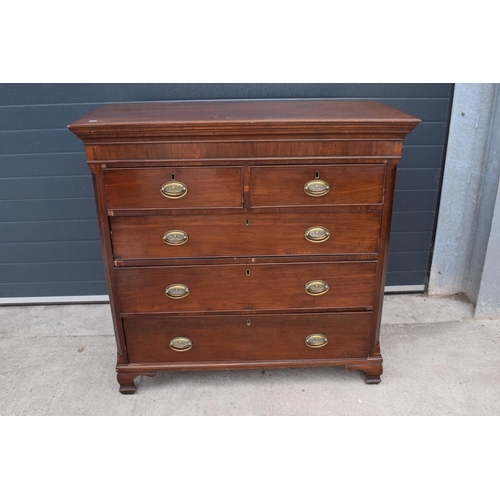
<box><xmin>110</xmin><ymin>212</ymin><xmax>382</xmax><ymax>260</ymax></box>
<box><xmin>250</xmin><ymin>164</ymin><xmax>385</xmax><ymax>207</ymax></box>
<box><xmin>104</xmin><ymin>167</ymin><xmax>243</xmax><ymax>209</ymax></box>
<box><xmin>124</xmin><ymin>312</ymin><xmax>372</xmax><ymax>363</ymax></box>
<box><xmin>116</xmin><ymin>261</ymin><xmax>377</xmax><ymax>313</ymax></box>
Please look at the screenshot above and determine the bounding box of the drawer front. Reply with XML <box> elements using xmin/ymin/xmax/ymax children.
<box><xmin>116</xmin><ymin>261</ymin><xmax>377</xmax><ymax>313</ymax></box>
<box><xmin>124</xmin><ymin>312</ymin><xmax>372</xmax><ymax>363</ymax></box>
<box><xmin>111</xmin><ymin>212</ymin><xmax>382</xmax><ymax>260</ymax></box>
<box><xmin>103</xmin><ymin>167</ymin><xmax>243</xmax><ymax>209</ymax></box>
<box><xmin>250</xmin><ymin>164</ymin><xmax>385</xmax><ymax>207</ymax></box>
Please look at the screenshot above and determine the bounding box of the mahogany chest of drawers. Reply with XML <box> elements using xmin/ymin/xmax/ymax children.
<box><xmin>69</xmin><ymin>100</ymin><xmax>419</xmax><ymax>394</ymax></box>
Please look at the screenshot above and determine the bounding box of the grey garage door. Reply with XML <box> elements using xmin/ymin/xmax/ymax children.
<box><xmin>0</xmin><ymin>84</ymin><xmax>453</xmax><ymax>302</ymax></box>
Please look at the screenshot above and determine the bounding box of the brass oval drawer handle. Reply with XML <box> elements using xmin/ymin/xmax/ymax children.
<box><xmin>305</xmin><ymin>280</ymin><xmax>329</xmax><ymax>296</ymax></box>
<box><xmin>305</xmin><ymin>333</ymin><xmax>328</xmax><ymax>348</ymax></box>
<box><xmin>162</xmin><ymin>230</ymin><xmax>189</xmax><ymax>246</ymax></box>
<box><xmin>170</xmin><ymin>337</ymin><xmax>193</xmax><ymax>352</ymax></box>
<box><xmin>305</xmin><ymin>226</ymin><xmax>330</xmax><ymax>243</ymax></box>
<box><xmin>304</xmin><ymin>179</ymin><xmax>330</xmax><ymax>197</ymax></box>
<box><xmin>165</xmin><ymin>284</ymin><xmax>190</xmax><ymax>299</ymax></box>
<box><xmin>160</xmin><ymin>181</ymin><xmax>188</xmax><ymax>199</ymax></box>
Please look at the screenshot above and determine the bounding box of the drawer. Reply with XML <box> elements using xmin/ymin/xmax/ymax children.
<box><xmin>124</xmin><ymin>312</ymin><xmax>372</xmax><ymax>363</ymax></box>
<box><xmin>111</xmin><ymin>211</ymin><xmax>382</xmax><ymax>260</ymax></box>
<box><xmin>103</xmin><ymin>167</ymin><xmax>243</xmax><ymax>209</ymax></box>
<box><xmin>250</xmin><ymin>164</ymin><xmax>385</xmax><ymax>207</ymax></box>
<box><xmin>116</xmin><ymin>261</ymin><xmax>377</xmax><ymax>313</ymax></box>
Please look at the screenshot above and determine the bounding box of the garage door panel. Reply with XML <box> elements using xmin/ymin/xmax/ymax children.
<box><xmin>395</xmin><ymin>169</ymin><xmax>442</xmax><ymax>191</ymax></box>
<box><xmin>0</xmin><ymin>153</ymin><xmax>88</xmax><ymax>178</ymax></box>
<box><xmin>397</xmin><ymin>146</ymin><xmax>446</xmax><ymax>169</ymax></box>
<box><xmin>0</xmin><ymin>241</ymin><xmax>102</xmax><ymax>263</ymax></box>
<box><xmin>391</xmin><ymin>211</ymin><xmax>435</xmax><ymax>233</ymax></box>
<box><xmin>0</xmin><ymin>83</ymin><xmax>454</xmax><ymax>298</ymax></box>
<box><xmin>393</xmin><ymin>190</ymin><xmax>440</xmax><ymax>212</ymax></box>
<box><xmin>0</xmin><ymin>83</ymin><xmax>454</xmax><ymax>106</ymax></box>
<box><xmin>0</xmin><ymin>220</ymin><xmax>100</xmax><ymax>243</ymax></box>
<box><xmin>0</xmin><ymin>262</ymin><xmax>106</xmax><ymax>284</ymax></box>
<box><xmin>386</xmin><ymin>271</ymin><xmax>429</xmax><ymax>287</ymax></box>
<box><xmin>0</xmin><ymin>199</ymin><xmax>97</xmax><ymax>222</ymax></box>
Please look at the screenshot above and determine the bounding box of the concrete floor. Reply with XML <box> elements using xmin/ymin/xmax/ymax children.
<box><xmin>1</xmin><ymin>294</ymin><xmax>499</xmax><ymax>415</ymax></box>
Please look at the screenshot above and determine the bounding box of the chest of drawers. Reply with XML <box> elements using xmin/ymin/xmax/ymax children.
<box><xmin>69</xmin><ymin>100</ymin><xmax>419</xmax><ymax>394</ymax></box>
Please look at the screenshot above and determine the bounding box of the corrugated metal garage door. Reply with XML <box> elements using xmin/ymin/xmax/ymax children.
<box><xmin>0</xmin><ymin>84</ymin><xmax>453</xmax><ymax>302</ymax></box>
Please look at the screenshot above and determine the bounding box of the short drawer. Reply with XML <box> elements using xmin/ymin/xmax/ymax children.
<box><xmin>124</xmin><ymin>312</ymin><xmax>372</xmax><ymax>363</ymax></box>
<box><xmin>103</xmin><ymin>167</ymin><xmax>243</xmax><ymax>209</ymax></box>
<box><xmin>116</xmin><ymin>261</ymin><xmax>377</xmax><ymax>313</ymax></box>
<box><xmin>250</xmin><ymin>164</ymin><xmax>385</xmax><ymax>208</ymax></box>
<box><xmin>110</xmin><ymin>211</ymin><xmax>382</xmax><ymax>260</ymax></box>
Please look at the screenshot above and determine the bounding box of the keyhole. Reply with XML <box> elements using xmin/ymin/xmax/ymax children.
<box><xmin>247</xmin><ymin>320</ymin><xmax>251</xmax><ymax>326</ymax></box>
<box><xmin>246</xmin><ymin>269</ymin><xmax>250</xmax><ymax>276</ymax></box>
<box><xmin>315</xmin><ymin>171</ymin><xmax>320</xmax><ymax>179</ymax></box>
<box><xmin>245</xmin><ymin>219</ymin><xmax>250</xmax><ymax>226</ymax></box>
<box><xmin>171</xmin><ymin>173</ymin><xmax>175</xmax><ymax>180</ymax></box>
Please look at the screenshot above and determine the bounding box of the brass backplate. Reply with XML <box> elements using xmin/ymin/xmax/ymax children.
<box><xmin>160</xmin><ymin>181</ymin><xmax>188</xmax><ymax>199</ymax></box>
<box><xmin>305</xmin><ymin>280</ymin><xmax>329</xmax><ymax>296</ymax></box>
<box><xmin>169</xmin><ymin>337</ymin><xmax>193</xmax><ymax>352</ymax></box>
<box><xmin>165</xmin><ymin>284</ymin><xmax>190</xmax><ymax>299</ymax></box>
<box><xmin>304</xmin><ymin>179</ymin><xmax>330</xmax><ymax>197</ymax></box>
<box><xmin>162</xmin><ymin>230</ymin><xmax>189</xmax><ymax>246</ymax></box>
<box><xmin>305</xmin><ymin>226</ymin><xmax>330</xmax><ymax>243</ymax></box>
<box><xmin>305</xmin><ymin>333</ymin><xmax>328</xmax><ymax>348</ymax></box>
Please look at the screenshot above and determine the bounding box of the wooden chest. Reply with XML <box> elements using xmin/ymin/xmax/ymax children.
<box><xmin>68</xmin><ymin>100</ymin><xmax>420</xmax><ymax>394</ymax></box>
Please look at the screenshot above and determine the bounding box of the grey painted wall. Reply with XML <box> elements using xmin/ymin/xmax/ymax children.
<box><xmin>0</xmin><ymin>84</ymin><xmax>453</xmax><ymax>300</ymax></box>
<box><xmin>429</xmin><ymin>83</ymin><xmax>500</xmax><ymax>317</ymax></box>
<box><xmin>476</xmin><ymin>182</ymin><xmax>500</xmax><ymax>318</ymax></box>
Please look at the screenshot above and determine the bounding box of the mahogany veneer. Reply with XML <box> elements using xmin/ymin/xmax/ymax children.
<box><xmin>104</xmin><ymin>167</ymin><xmax>243</xmax><ymax>209</ymax></box>
<box><xmin>115</xmin><ymin>262</ymin><xmax>378</xmax><ymax>314</ymax></box>
<box><xmin>123</xmin><ymin>312</ymin><xmax>373</xmax><ymax>363</ymax></box>
<box><xmin>110</xmin><ymin>212</ymin><xmax>382</xmax><ymax>260</ymax></box>
<box><xmin>249</xmin><ymin>164</ymin><xmax>385</xmax><ymax>207</ymax></box>
<box><xmin>69</xmin><ymin>100</ymin><xmax>420</xmax><ymax>394</ymax></box>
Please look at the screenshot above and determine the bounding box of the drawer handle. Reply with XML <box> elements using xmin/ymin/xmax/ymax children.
<box><xmin>304</xmin><ymin>179</ymin><xmax>330</xmax><ymax>197</ymax></box>
<box><xmin>169</xmin><ymin>337</ymin><xmax>193</xmax><ymax>352</ymax></box>
<box><xmin>165</xmin><ymin>284</ymin><xmax>190</xmax><ymax>299</ymax></box>
<box><xmin>160</xmin><ymin>180</ymin><xmax>188</xmax><ymax>199</ymax></box>
<box><xmin>305</xmin><ymin>226</ymin><xmax>330</xmax><ymax>243</ymax></box>
<box><xmin>305</xmin><ymin>333</ymin><xmax>328</xmax><ymax>348</ymax></box>
<box><xmin>305</xmin><ymin>280</ymin><xmax>329</xmax><ymax>296</ymax></box>
<box><xmin>162</xmin><ymin>230</ymin><xmax>189</xmax><ymax>246</ymax></box>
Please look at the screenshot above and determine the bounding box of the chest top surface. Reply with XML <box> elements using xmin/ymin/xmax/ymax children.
<box><xmin>68</xmin><ymin>100</ymin><xmax>420</xmax><ymax>140</ymax></box>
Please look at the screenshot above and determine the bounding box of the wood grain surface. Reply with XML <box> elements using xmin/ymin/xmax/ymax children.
<box><xmin>124</xmin><ymin>312</ymin><xmax>373</xmax><ymax>363</ymax></box>
<box><xmin>116</xmin><ymin>261</ymin><xmax>377</xmax><ymax>313</ymax></box>
<box><xmin>250</xmin><ymin>164</ymin><xmax>385</xmax><ymax>207</ymax></box>
<box><xmin>68</xmin><ymin>100</ymin><xmax>421</xmax><ymax>141</ymax></box>
<box><xmin>104</xmin><ymin>167</ymin><xmax>242</xmax><ymax>209</ymax></box>
<box><xmin>110</xmin><ymin>211</ymin><xmax>382</xmax><ymax>260</ymax></box>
